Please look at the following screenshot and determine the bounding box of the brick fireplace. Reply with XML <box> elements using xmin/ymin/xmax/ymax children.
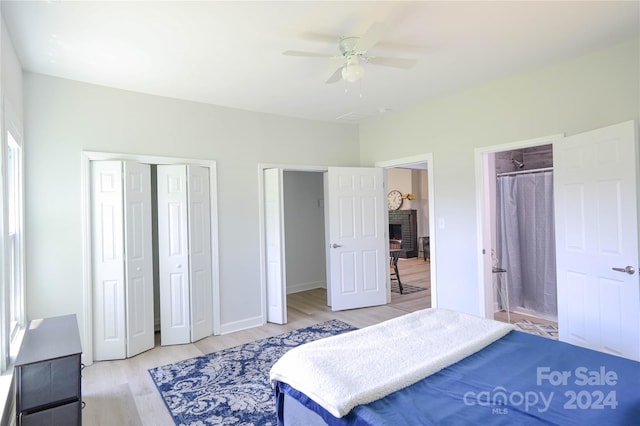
<box><xmin>388</xmin><ymin>209</ymin><xmax>418</xmax><ymax>258</ymax></box>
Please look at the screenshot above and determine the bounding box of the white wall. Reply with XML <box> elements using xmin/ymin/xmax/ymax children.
<box><xmin>387</xmin><ymin>168</ymin><xmax>412</xmax><ymax>208</ymax></box>
<box><xmin>23</xmin><ymin>73</ymin><xmax>359</xmax><ymax>344</ymax></box>
<box><xmin>412</xmin><ymin>169</ymin><xmax>429</xmax><ymax>239</ymax></box>
<box><xmin>359</xmin><ymin>37</ymin><xmax>640</xmax><ymax>315</ymax></box>
<box><xmin>388</xmin><ymin>167</ymin><xmax>429</xmax><ymax>239</ymax></box>
<box><xmin>283</xmin><ymin>171</ymin><xmax>326</xmax><ymax>293</ymax></box>
<box><xmin>17</xmin><ymin>33</ymin><xmax>640</xmax><ymax>346</ymax></box>
<box><xmin>1</xmin><ymin>16</ymin><xmax>23</xmax><ymax>120</ymax></box>
<box><xmin>0</xmin><ymin>16</ymin><xmax>24</xmax><ymax>421</ymax></box>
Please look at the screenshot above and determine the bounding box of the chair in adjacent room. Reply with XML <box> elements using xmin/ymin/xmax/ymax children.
<box><xmin>389</xmin><ymin>239</ymin><xmax>404</xmax><ymax>294</ymax></box>
<box><xmin>422</xmin><ymin>236</ymin><xmax>430</xmax><ymax>262</ymax></box>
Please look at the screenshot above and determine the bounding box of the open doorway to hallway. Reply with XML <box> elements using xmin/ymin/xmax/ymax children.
<box><xmin>384</xmin><ymin>158</ymin><xmax>434</xmax><ymax>311</ymax></box>
<box><xmin>375</xmin><ymin>153</ymin><xmax>438</xmax><ymax>308</ymax></box>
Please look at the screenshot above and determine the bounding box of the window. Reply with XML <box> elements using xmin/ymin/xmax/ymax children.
<box><xmin>7</xmin><ymin>134</ymin><xmax>23</xmax><ymax>339</ymax></box>
<box><xmin>1</xmin><ymin>102</ymin><xmax>25</xmax><ymax>371</ymax></box>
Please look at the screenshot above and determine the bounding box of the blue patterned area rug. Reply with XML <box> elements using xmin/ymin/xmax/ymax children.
<box><xmin>149</xmin><ymin>320</ymin><xmax>356</xmax><ymax>426</ymax></box>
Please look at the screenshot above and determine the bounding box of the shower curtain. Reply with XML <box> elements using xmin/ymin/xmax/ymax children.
<box><xmin>496</xmin><ymin>171</ymin><xmax>557</xmax><ymax>318</ymax></box>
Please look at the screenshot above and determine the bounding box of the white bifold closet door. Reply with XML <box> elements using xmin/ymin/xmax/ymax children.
<box><xmin>91</xmin><ymin>161</ymin><xmax>154</xmax><ymax>360</ymax></box>
<box><xmin>157</xmin><ymin>165</ymin><xmax>213</xmax><ymax>345</ymax></box>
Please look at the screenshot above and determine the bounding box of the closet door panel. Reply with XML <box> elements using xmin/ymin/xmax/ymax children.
<box><xmin>123</xmin><ymin>161</ymin><xmax>155</xmax><ymax>357</ymax></box>
<box><xmin>157</xmin><ymin>165</ymin><xmax>191</xmax><ymax>345</ymax></box>
<box><xmin>91</xmin><ymin>161</ymin><xmax>126</xmax><ymax>360</ymax></box>
<box><xmin>188</xmin><ymin>166</ymin><xmax>213</xmax><ymax>342</ymax></box>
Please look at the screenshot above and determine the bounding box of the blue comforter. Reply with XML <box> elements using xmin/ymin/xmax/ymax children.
<box><xmin>276</xmin><ymin>331</ymin><xmax>640</xmax><ymax>425</ymax></box>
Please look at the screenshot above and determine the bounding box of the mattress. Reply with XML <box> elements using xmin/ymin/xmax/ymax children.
<box><xmin>274</xmin><ymin>330</ymin><xmax>640</xmax><ymax>425</ymax></box>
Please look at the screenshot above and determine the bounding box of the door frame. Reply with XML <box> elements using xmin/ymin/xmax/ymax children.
<box><xmin>474</xmin><ymin>134</ymin><xmax>562</xmax><ymax>318</ymax></box>
<box><xmin>375</xmin><ymin>153</ymin><xmax>437</xmax><ymax>308</ymax></box>
<box><xmin>258</xmin><ymin>163</ymin><xmax>328</xmax><ymax>323</ymax></box>
<box><xmin>259</xmin><ymin>156</ymin><xmax>435</xmax><ymax>321</ymax></box>
<box><xmin>81</xmin><ymin>151</ymin><xmax>220</xmax><ymax>365</ymax></box>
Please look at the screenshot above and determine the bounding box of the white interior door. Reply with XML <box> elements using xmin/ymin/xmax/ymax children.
<box><xmin>91</xmin><ymin>161</ymin><xmax>126</xmax><ymax>360</ymax></box>
<box><xmin>327</xmin><ymin>167</ymin><xmax>388</xmax><ymax>311</ymax></box>
<box><xmin>157</xmin><ymin>165</ymin><xmax>191</xmax><ymax>345</ymax></box>
<box><xmin>554</xmin><ymin>120</ymin><xmax>639</xmax><ymax>360</ymax></box>
<box><xmin>188</xmin><ymin>165</ymin><xmax>213</xmax><ymax>341</ymax></box>
<box><xmin>264</xmin><ymin>168</ymin><xmax>287</xmax><ymax>324</ymax></box>
<box><xmin>123</xmin><ymin>161</ymin><xmax>154</xmax><ymax>357</ymax></box>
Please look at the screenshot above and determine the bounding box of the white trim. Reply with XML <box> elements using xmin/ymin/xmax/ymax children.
<box><xmin>286</xmin><ymin>280</ymin><xmax>326</xmax><ymax>294</ymax></box>
<box><xmin>473</xmin><ymin>134</ymin><xmax>563</xmax><ymax>318</ymax></box>
<box><xmin>375</xmin><ymin>153</ymin><xmax>437</xmax><ymax>308</ymax></box>
<box><xmin>375</xmin><ymin>153</ymin><xmax>432</xmax><ymax>169</ymax></box>
<box><xmin>219</xmin><ymin>315</ymin><xmax>263</xmax><ymax>335</ymax></box>
<box><xmin>0</xmin><ymin>97</ymin><xmax>5</xmax><ymax>374</ymax></box>
<box><xmin>474</xmin><ymin>134</ymin><xmax>563</xmax><ymax>154</ymax></box>
<box><xmin>81</xmin><ymin>151</ymin><xmax>220</xmax><ymax>365</ymax></box>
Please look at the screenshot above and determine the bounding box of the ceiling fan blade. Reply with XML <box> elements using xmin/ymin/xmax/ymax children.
<box><xmin>355</xmin><ymin>22</ymin><xmax>390</xmax><ymax>52</ymax></box>
<box><xmin>367</xmin><ymin>56</ymin><xmax>417</xmax><ymax>69</ymax></box>
<box><xmin>326</xmin><ymin>66</ymin><xmax>343</xmax><ymax>84</ymax></box>
<box><xmin>282</xmin><ymin>50</ymin><xmax>335</xmax><ymax>58</ymax></box>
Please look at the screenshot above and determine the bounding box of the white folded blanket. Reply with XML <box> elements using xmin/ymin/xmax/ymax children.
<box><xmin>269</xmin><ymin>308</ymin><xmax>514</xmax><ymax>418</ymax></box>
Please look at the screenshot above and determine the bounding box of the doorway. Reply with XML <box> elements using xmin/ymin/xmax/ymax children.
<box><xmin>492</xmin><ymin>145</ymin><xmax>558</xmax><ymax>325</ymax></box>
<box><xmin>386</xmin><ymin>166</ymin><xmax>431</xmax><ymax>303</ymax></box>
<box><xmin>376</xmin><ymin>153</ymin><xmax>436</xmax><ymax>309</ymax></box>
<box><xmin>476</xmin><ymin>135</ymin><xmax>560</xmax><ymax>323</ymax></box>
<box><xmin>283</xmin><ymin>171</ymin><xmax>327</xmax><ymax>294</ymax></box>
<box><xmin>261</xmin><ymin>163</ymin><xmax>416</xmax><ymax>323</ymax></box>
<box><xmin>260</xmin><ymin>165</ymin><xmax>329</xmax><ymax>324</ymax></box>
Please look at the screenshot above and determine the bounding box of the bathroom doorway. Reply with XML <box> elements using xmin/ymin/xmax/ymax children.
<box><xmin>491</xmin><ymin>145</ymin><xmax>558</xmax><ymax>326</ymax></box>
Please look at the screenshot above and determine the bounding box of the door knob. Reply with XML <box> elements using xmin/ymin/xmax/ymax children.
<box><xmin>612</xmin><ymin>266</ymin><xmax>635</xmax><ymax>275</ymax></box>
<box><xmin>331</xmin><ymin>243</ymin><xmax>342</xmax><ymax>248</ymax></box>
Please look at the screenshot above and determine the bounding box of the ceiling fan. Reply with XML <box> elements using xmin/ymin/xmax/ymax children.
<box><xmin>283</xmin><ymin>22</ymin><xmax>417</xmax><ymax>84</ymax></box>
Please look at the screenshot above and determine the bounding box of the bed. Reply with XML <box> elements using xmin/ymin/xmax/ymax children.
<box><xmin>270</xmin><ymin>309</ymin><xmax>640</xmax><ymax>425</ymax></box>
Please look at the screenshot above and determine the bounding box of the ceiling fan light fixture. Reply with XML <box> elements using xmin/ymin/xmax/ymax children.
<box><xmin>341</xmin><ymin>58</ymin><xmax>365</xmax><ymax>83</ymax></box>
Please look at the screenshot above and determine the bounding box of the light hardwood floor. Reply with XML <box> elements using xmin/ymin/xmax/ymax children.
<box><xmin>81</xmin><ymin>258</ymin><xmax>431</xmax><ymax>425</ymax></box>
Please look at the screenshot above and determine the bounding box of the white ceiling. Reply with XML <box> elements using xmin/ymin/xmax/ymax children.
<box><xmin>2</xmin><ymin>1</ymin><xmax>639</xmax><ymax>124</ymax></box>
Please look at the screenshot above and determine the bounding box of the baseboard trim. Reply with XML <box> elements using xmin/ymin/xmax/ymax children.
<box><xmin>219</xmin><ymin>315</ymin><xmax>264</xmax><ymax>335</ymax></box>
<box><xmin>287</xmin><ymin>281</ymin><xmax>326</xmax><ymax>295</ymax></box>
